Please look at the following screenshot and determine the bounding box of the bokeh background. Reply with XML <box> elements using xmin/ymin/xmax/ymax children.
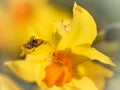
<box><xmin>0</xmin><ymin>0</ymin><xmax>120</xmax><ymax>90</ymax></box>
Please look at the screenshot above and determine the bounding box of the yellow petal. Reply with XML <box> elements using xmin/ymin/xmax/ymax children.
<box><xmin>56</xmin><ymin>2</ymin><xmax>97</xmax><ymax>50</ymax></box>
<box><xmin>25</xmin><ymin>55</ymin><xmax>45</xmax><ymax>62</ymax></box>
<box><xmin>0</xmin><ymin>74</ymin><xmax>23</xmax><ymax>90</ymax></box>
<box><xmin>47</xmin><ymin>86</ymin><xmax>62</xmax><ymax>90</ymax></box>
<box><xmin>71</xmin><ymin>77</ymin><xmax>98</xmax><ymax>90</ymax></box>
<box><xmin>39</xmin><ymin>77</ymin><xmax>98</xmax><ymax>90</ymax></box>
<box><xmin>72</xmin><ymin>46</ymin><xmax>115</xmax><ymax>66</ymax></box>
<box><xmin>31</xmin><ymin>43</ymin><xmax>54</xmax><ymax>55</ymax></box>
<box><xmin>30</xmin><ymin>2</ymin><xmax>71</xmax><ymax>41</ymax></box>
<box><xmin>21</xmin><ymin>42</ymin><xmax>54</xmax><ymax>62</ymax></box>
<box><xmin>24</xmin><ymin>43</ymin><xmax>54</xmax><ymax>63</ymax></box>
<box><xmin>38</xmin><ymin>76</ymin><xmax>98</xmax><ymax>90</ymax></box>
<box><xmin>77</xmin><ymin>61</ymin><xmax>114</xmax><ymax>90</ymax></box>
<box><xmin>40</xmin><ymin>85</ymin><xmax>62</xmax><ymax>90</ymax></box>
<box><xmin>4</xmin><ymin>60</ymin><xmax>43</xmax><ymax>82</ymax></box>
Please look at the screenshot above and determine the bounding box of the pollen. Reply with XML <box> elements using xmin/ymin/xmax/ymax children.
<box><xmin>43</xmin><ymin>51</ymin><xmax>73</xmax><ymax>88</ymax></box>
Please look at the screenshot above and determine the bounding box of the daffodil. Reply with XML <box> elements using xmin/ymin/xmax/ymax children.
<box><xmin>0</xmin><ymin>74</ymin><xmax>22</xmax><ymax>90</ymax></box>
<box><xmin>5</xmin><ymin>3</ymin><xmax>115</xmax><ymax>90</ymax></box>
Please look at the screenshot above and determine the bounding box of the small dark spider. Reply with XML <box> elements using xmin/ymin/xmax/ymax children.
<box><xmin>23</xmin><ymin>36</ymin><xmax>44</xmax><ymax>49</ymax></box>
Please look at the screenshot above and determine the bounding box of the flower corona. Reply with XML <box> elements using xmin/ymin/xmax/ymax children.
<box><xmin>43</xmin><ymin>51</ymin><xmax>73</xmax><ymax>87</ymax></box>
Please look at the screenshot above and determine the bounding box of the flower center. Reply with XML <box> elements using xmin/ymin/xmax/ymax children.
<box><xmin>43</xmin><ymin>51</ymin><xmax>73</xmax><ymax>88</ymax></box>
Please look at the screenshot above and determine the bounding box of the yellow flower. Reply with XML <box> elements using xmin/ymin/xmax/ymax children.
<box><xmin>0</xmin><ymin>74</ymin><xmax>22</xmax><ymax>90</ymax></box>
<box><xmin>0</xmin><ymin>0</ymin><xmax>71</xmax><ymax>50</ymax></box>
<box><xmin>7</xmin><ymin>0</ymin><xmax>71</xmax><ymax>46</ymax></box>
<box><xmin>0</xmin><ymin>7</ymin><xmax>15</xmax><ymax>49</ymax></box>
<box><xmin>5</xmin><ymin>2</ymin><xmax>115</xmax><ymax>90</ymax></box>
